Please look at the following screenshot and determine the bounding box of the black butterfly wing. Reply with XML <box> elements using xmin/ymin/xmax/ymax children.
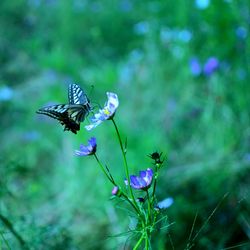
<box><xmin>66</xmin><ymin>104</ymin><xmax>90</xmax><ymax>123</ymax></box>
<box><xmin>68</xmin><ymin>83</ymin><xmax>91</xmax><ymax>121</ymax></box>
<box><xmin>36</xmin><ymin>84</ymin><xmax>91</xmax><ymax>134</ymax></box>
<box><xmin>36</xmin><ymin>104</ymin><xmax>81</xmax><ymax>134</ymax></box>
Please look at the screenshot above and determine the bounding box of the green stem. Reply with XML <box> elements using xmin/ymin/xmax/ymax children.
<box><xmin>94</xmin><ymin>153</ymin><xmax>114</xmax><ymax>185</ymax></box>
<box><xmin>0</xmin><ymin>214</ymin><xmax>29</xmax><ymax>249</ymax></box>
<box><xmin>146</xmin><ymin>190</ymin><xmax>151</xmax><ymax>224</ymax></box>
<box><xmin>94</xmin><ymin>141</ymin><xmax>141</xmax><ymax>214</ymax></box>
<box><xmin>152</xmin><ymin>173</ymin><xmax>157</xmax><ymax>199</ymax></box>
<box><xmin>145</xmin><ymin>232</ymin><xmax>149</xmax><ymax>250</ymax></box>
<box><xmin>133</xmin><ymin>233</ymin><xmax>145</xmax><ymax>250</ymax></box>
<box><xmin>94</xmin><ymin>152</ymin><xmax>140</xmax><ymax>214</ymax></box>
<box><xmin>152</xmin><ymin>161</ymin><xmax>163</xmax><ymax>198</ymax></box>
<box><xmin>120</xmin><ymin>193</ymin><xmax>140</xmax><ymax>214</ymax></box>
<box><xmin>111</xmin><ymin>118</ymin><xmax>138</xmax><ymax>209</ymax></box>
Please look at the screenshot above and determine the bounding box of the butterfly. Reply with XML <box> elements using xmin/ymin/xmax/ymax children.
<box><xmin>36</xmin><ymin>83</ymin><xmax>91</xmax><ymax>134</ymax></box>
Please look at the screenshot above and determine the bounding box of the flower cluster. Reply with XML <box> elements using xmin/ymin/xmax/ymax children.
<box><xmin>190</xmin><ymin>56</ymin><xmax>219</xmax><ymax>77</ymax></box>
<box><xmin>75</xmin><ymin>90</ymin><xmax>169</xmax><ymax>249</ymax></box>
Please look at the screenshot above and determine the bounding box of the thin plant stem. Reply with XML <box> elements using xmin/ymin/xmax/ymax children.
<box><xmin>111</xmin><ymin>118</ymin><xmax>138</xmax><ymax>210</ymax></box>
<box><xmin>145</xmin><ymin>232</ymin><xmax>149</xmax><ymax>250</ymax></box>
<box><xmin>0</xmin><ymin>231</ymin><xmax>11</xmax><ymax>250</ymax></box>
<box><xmin>146</xmin><ymin>190</ymin><xmax>151</xmax><ymax>224</ymax></box>
<box><xmin>133</xmin><ymin>233</ymin><xmax>145</xmax><ymax>250</ymax></box>
<box><xmin>187</xmin><ymin>212</ymin><xmax>198</xmax><ymax>244</ymax></box>
<box><xmin>152</xmin><ymin>173</ymin><xmax>157</xmax><ymax>199</ymax></box>
<box><xmin>152</xmin><ymin>161</ymin><xmax>164</xmax><ymax>198</ymax></box>
<box><xmin>120</xmin><ymin>193</ymin><xmax>141</xmax><ymax>214</ymax></box>
<box><xmin>191</xmin><ymin>193</ymin><xmax>229</xmax><ymax>243</ymax></box>
<box><xmin>0</xmin><ymin>214</ymin><xmax>29</xmax><ymax>249</ymax></box>
<box><xmin>94</xmin><ymin>153</ymin><xmax>114</xmax><ymax>184</ymax></box>
<box><xmin>94</xmin><ymin>153</ymin><xmax>140</xmax><ymax>214</ymax></box>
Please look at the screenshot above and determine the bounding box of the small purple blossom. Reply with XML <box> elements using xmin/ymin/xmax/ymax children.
<box><xmin>189</xmin><ymin>57</ymin><xmax>202</xmax><ymax>76</ymax></box>
<box><xmin>203</xmin><ymin>57</ymin><xmax>219</xmax><ymax>76</ymax></box>
<box><xmin>125</xmin><ymin>168</ymin><xmax>153</xmax><ymax>190</ymax></box>
<box><xmin>85</xmin><ymin>92</ymin><xmax>119</xmax><ymax>131</ymax></box>
<box><xmin>112</xmin><ymin>186</ymin><xmax>119</xmax><ymax>196</ymax></box>
<box><xmin>75</xmin><ymin>137</ymin><xmax>97</xmax><ymax>156</ymax></box>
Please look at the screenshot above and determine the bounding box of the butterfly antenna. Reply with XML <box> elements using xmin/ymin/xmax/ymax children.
<box><xmin>87</xmin><ymin>85</ymin><xmax>101</xmax><ymax>112</ymax></box>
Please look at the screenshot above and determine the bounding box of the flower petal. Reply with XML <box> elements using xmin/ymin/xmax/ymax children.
<box><xmin>75</xmin><ymin>137</ymin><xmax>97</xmax><ymax>156</ymax></box>
<box><xmin>139</xmin><ymin>170</ymin><xmax>147</xmax><ymax>178</ymax></box>
<box><xmin>85</xmin><ymin>120</ymin><xmax>102</xmax><ymax>131</ymax></box>
<box><xmin>157</xmin><ymin>197</ymin><xmax>174</xmax><ymax>209</ymax></box>
<box><xmin>107</xmin><ymin>92</ymin><xmax>119</xmax><ymax>110</ymax></box>
<box><xmin>88</xmin><ymin>137</ymin><xmax>96</xmax><ymax>146</ymax></box>
<box><xmin>127</xmin><ymin>168</ymin><xmax>154</xmax><ymax>190</ymax></box>
<box><xmin>130</xmin><ymin>175</ymin><xmax>140</xmax><ymax>186</ymax></box>
<box><xmin>130</xmin><ymin>176</ymin><xmax>145</xmax><ymax>189</ymax></box>
<box><xmin>85</xmin><ymin>92</ymin><xmax>119</xmax><ymax>130</ymax></box>
<box><xmin>203</xmin><ymin>57</ymin><xmax>219</xmax><ymax>76</ymax></box>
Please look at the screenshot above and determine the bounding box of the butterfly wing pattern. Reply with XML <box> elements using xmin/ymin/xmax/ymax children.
<box><xmin>36</xmin><ymin>84</ymin><xmax>91</xmax><ymax>134</ymax></box>
<box><xmin>68</xmin><ymin>83</ymin><xmax>87</xmax><ymax>105</ymax></box>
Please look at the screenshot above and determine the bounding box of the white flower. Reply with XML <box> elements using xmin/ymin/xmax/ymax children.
<box><xmin>85</xmin><ymin>92</ymin><xmax>119</xmax><ymax>131</ymax></box>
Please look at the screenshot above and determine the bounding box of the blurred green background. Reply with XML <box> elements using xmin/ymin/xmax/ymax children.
<box><xmin>0</xmin><ymin>0</ymin><xmax>249</xmax><ymax>249</ymax></box>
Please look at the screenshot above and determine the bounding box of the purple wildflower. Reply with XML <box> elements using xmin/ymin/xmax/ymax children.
<box><xmin>203</xmin><ymin>57</ymin><xmax>219</xmax><ymax>76</ymax></box>
<box><xmin>85</xmin><ymin>92</ymin><xmax>119</xmax><ymax>131</ymax></box>
<box><xmin>189</xmin><ymin>57</ymin><xmax>201</xmax><ymax>76</ymax></box>
<box><xmin>125</xmin><ymin>168</ymin><xmax>153</xmax><ymax>190</ymax></box>
<box><xmin>75</xmin><ymin>137</ymin><xmax>97</xmax><ymax>156</ymax></box>
<box><xmin>112</xmin><ymin>186</ymin><xmax>119</xmax><ymax>196</ymax></box>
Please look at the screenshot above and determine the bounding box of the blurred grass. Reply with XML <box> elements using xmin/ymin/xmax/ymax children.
<box><xmin>0</xmin><ymin>0</ymin><xmax>250</xmax><ymax>249</ymax></box>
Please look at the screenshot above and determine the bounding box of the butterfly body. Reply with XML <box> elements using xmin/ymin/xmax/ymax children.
<box><xmin>37</xmin><ymin>84</ymin><xmax>91</xmax><ymax>134</ymax></box>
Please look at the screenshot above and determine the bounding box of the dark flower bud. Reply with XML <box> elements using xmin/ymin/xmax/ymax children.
<box><xmin>149</xmin><ymin>152</ymin><xmax>163</xmax><ymax>164</ymax></box>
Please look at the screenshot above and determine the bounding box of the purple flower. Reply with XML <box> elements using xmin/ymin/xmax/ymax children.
<box><xmin>125</xmin><ymin>168</ymin><xmax>153</xmax><ymax>190</ymax></box>
<box><xmin>75</xmin><ymin>137</ymin><xmax>97</xmax><ymax>156</ymax></box>
<box><xmin>85</xmin><ymin>92</ymin><xmax>119</xmax><ymax>131</ymax></box>
<box><xmin>189</xmin><ymin>57</ymin><xmax>202</xmax><ymax>76</ymax></box>
<box><xmin>203</xmin><ymin>57</ymin><xmax>219</xmax><ymax>76</ymax></box>
<box><xmin>112</xmin><ymin>186</ymin><xmax>119</xmax><ymax>196</ymax></box>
